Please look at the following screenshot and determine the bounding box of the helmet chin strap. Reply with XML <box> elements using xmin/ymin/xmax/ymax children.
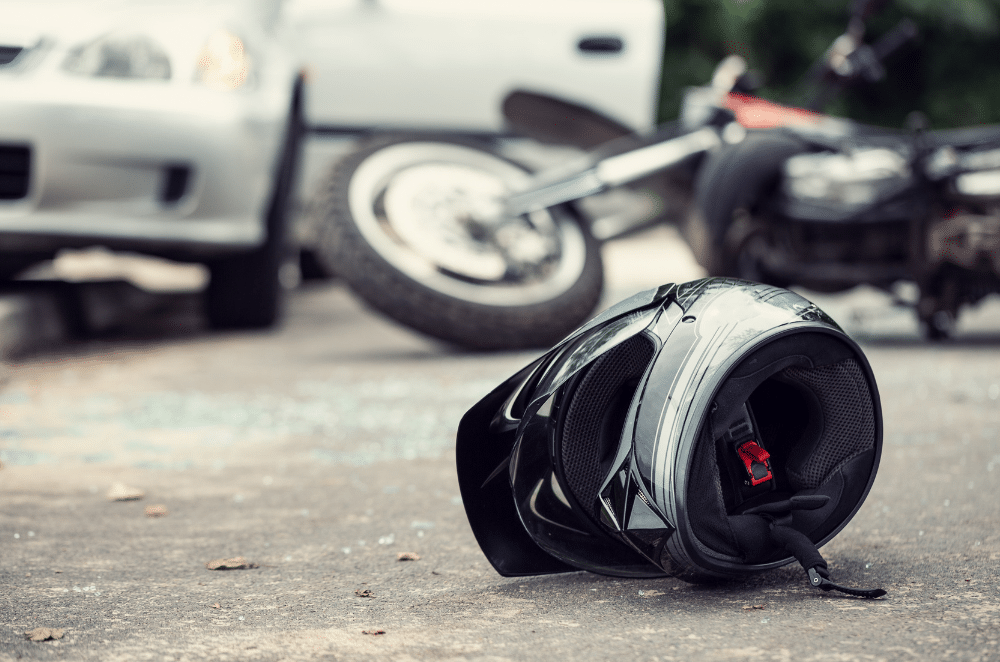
<box><xmin>743</xmin><ymin>496</ymin><xmax>887</xmax><ymax>599</ymax></box>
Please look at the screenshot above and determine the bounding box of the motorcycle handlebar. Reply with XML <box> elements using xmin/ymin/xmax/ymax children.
<box><xmin>852</xmin><ymin>0</ymin><xmax>891</xmax><ymax>21</ymax></box>
<box><xmin>831</xmin><ymin>17</ymin><xmax>917</xmax><ymax>86</ymax></box>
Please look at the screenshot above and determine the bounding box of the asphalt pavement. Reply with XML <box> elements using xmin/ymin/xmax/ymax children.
<box><xmin>1</xmin><ymin>227</ymin><xmax>998</xmax><ymax>661</ymax></box>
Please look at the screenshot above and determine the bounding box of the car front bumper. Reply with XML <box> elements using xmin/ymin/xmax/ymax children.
<box><xmin>0</xmin><ymin>74</ymin><xmax>290</xmax><ymax>260</ymax></box>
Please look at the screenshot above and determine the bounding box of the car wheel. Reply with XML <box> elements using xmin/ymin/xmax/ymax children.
<box><xmin>206</xmin><ymin>81</ymin><xmax>303</xmax><ymax>330</ymax></box>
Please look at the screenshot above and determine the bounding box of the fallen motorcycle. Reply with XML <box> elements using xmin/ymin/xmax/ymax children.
<box><xmin>310</xmin><ymin>0</ymin><xmax>971</xmax><ymax>348</ymax></box>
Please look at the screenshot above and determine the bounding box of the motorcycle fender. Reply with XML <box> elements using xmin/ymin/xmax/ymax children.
<box><xmin>502</xmin><ymin>90</ymin><xmax>637</xmax><ymax>150</ymax></box>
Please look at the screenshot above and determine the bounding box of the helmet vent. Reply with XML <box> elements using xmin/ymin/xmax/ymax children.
<box><xmin>560</xmin><ymin>335</ymin><xmax>655</xmax><ymax>519</ymax></box>
<box><xmin>783</xmin><ymin>359</ymin><xmax>875</xmax><ymax>489</ymax></box>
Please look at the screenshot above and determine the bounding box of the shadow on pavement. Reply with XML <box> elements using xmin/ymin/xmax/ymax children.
<box><xmin>0</xmin><ymin>279</ymin><xmax>206</xmax><ymax>357</ymax></box>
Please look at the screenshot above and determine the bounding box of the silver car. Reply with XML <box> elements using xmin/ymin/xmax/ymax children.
<box><xmin>0</xmin><ymin>0</ymin><xmax>303</xmax><ymax>328</ymax></box>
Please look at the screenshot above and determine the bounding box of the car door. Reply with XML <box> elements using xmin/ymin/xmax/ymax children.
<box><xmin>284</xmin><ymin>0</ymin><xmax>664</xmax><ymax>133</ymax></box>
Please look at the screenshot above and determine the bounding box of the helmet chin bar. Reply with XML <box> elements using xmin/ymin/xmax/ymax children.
<box><xmin>598</xmin><ymin>450</ymin><xmax>676</xmax><ymax>568</ymax></box>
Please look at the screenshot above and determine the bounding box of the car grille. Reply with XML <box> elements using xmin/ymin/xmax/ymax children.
<box><xmin>0</xmin><ymin>46</ymin><xmax>23</xmax><ymax>66</ymax></box>
<box><xmin>0</xmin><ymin>145</ymin><xmax>31</xmax><ymax>200</ymax></box>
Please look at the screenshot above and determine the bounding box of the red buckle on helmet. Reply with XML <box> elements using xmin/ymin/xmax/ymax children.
<box><xmin>737</xmin><ymin>441</ymin><xmax>772</xmax><ymax>486</ymax></box>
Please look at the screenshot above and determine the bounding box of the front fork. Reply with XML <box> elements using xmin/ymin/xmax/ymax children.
<box><xmin>503</xmin><ymin>126</ymin><xmax>725</xmax><ymax>221</ymax></box>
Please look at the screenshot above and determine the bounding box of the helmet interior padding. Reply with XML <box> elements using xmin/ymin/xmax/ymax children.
<box><xmin>559</xmin><ymin>335</ymin><xmax>656</xmax><ymax>523</ymax></box>
<box><xmin>687</xmin><ymin>332</ymin><xmax>878</xmax><ymax>564</ymax></box>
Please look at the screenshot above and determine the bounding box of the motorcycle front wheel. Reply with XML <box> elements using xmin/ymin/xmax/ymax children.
<box><xmin>309</xmin><ymin>135</ymin><xmax>604</xmax><ymax>350</ymax></box>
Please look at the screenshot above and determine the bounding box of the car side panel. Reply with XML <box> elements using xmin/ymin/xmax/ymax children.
<box><xmin>288</xmin><ymin>0</ymin><xmax>664</xmax><ymax>133</ymax></box>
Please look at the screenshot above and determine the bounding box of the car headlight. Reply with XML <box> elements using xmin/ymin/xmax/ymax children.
<box><xmin>63</xmin><ymin>33</ymin><xmax>171</xmax><ymax>80</ymax></box>
<box><xmin>195</xmin><ymin>30</ymin><xmax>251</xmax><ymax>90</ymax></box>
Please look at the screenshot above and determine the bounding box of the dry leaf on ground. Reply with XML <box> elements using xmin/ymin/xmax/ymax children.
<box><xmin>396</xmin><ymin>552</ymin><xmax>420</xmax><ymax>561</ymax></box>
<box><xmin>25</xmin><ymin>628</ymin><xmax>64</xmax><ymax>642</ymax></box>
<box><xmin>205</xmin><ymin>556</ymin><xmax>258</xmax><ymax>570</ymax></box>
<box><xmin>107</xmin><ymin>483</ymin><xmax>145</xmax><ymax>501</ymax></box>
<box><xmin>144</xmin><ymin>504</ymin><xmax>168</xmax><ymax>518</ymax></box>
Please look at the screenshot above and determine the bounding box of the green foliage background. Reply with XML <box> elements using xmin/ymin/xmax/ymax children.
<box><xmin>658</xmin><ymin>0</ymin><xmax>1000</xmax><ymax>128</ymax></box>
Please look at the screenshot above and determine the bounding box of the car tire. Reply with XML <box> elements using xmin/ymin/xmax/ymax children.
<box><xmin>205</xmin><ymin>80</ymin><xmax>303</xmax><ymax>330</ymax></box>
<box><xmin>309</xmin><ymin>134</ymin><xmax>604</xmax><ymax>350</ymax></box>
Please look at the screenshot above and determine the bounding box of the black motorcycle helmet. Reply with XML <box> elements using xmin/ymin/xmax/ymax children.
<box><xmin>457</xmin><ymin>278</ymin><xmax>885</xmax><ymax>597</ymax></box>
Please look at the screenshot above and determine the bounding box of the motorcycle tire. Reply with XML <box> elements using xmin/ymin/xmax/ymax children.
<box><xmin>692</xmin><ymin>132</ymin><xmax>807</xmax><ymax>282</ymax></box>
<box><xmin>309</xmin><ymin>135</ymin><xmax>604</xmax><ymax>351</ymax></box>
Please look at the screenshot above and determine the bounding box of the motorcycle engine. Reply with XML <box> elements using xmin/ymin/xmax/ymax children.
<box><xmin>780</xmin><ymin>148</ymin><xmax>914</xmax><ymax>215</ymax></box>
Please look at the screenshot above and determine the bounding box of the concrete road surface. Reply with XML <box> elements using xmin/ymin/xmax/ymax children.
<box><xmin>1</xmin><ymin>227</ymin><xmax>998</xmax><ymax>661</ymax></box>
